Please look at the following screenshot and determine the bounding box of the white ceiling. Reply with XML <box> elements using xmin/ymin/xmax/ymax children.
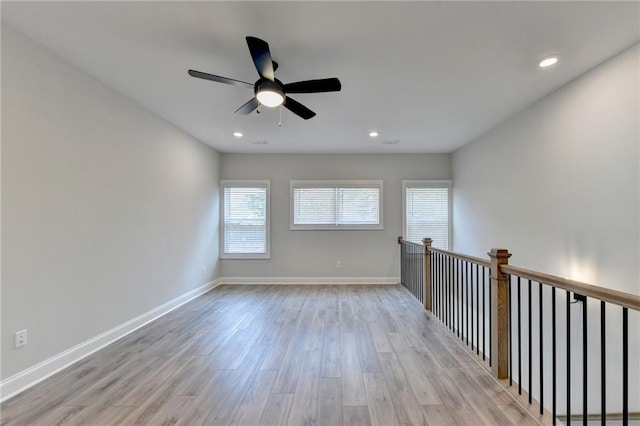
<box><xmin>2</xmin><ymin>1</ymin><xmax>638</xmax><ymax>154</ymax></box>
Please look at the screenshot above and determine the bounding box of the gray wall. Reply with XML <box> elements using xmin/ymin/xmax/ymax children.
<box><xmin>220</xmin><ymin>153</ymin><xmax>451</xmax><ymax>279</ymax></box>
<box><xmin>1</xmin><ymin>26</ymin><xmax>221</xmax><ymax>380</ymax></box>
<box><xmin>452</xmin><ymin>44</ymin><xmax>639</xmax><ymax>413</ymax></box>
<box><xmin>453</xmin><ymin>43</ymin><xmax>639</xmax><ymax>294</ymax></box>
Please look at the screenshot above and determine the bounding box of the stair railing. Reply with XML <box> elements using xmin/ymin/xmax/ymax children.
<box><xmin>398</xmin><ymin>236</ymin><xmax>640</xmax><ymax>425</ymax></box>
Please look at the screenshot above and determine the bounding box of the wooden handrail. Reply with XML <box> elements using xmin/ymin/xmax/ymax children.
<box><xmin>397</xmin><ymin>238</ymin><xmax>423</xmax><ymax>249</ymax></box>
<box><xmin>429</xmin><ymin>246</ymin><xmax>491</xmax><ymax>268</ymax></box>
<box><xmin>501</xmin><ymin>264</ymin><xmax>640</xmax><ymax>311</ymax></box>
<box><xmin>405</xmin><ymin>239</ymin><xmax>639</xmax><ymax>311</ymax></box>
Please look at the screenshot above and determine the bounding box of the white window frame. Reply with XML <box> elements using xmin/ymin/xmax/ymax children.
<box><xmin>290</xmin><ymin>180</ymin><xmax>384</xmax><ymax>230</ymax></box>
<box><xmin>220</xmin><ymin>180</ymin><xmax>270</xmax><ymax>259</ymax></box>
<box><xmin>402</xmin><ymin>180</ymin><xmax>452</xmax><ymax>249</ymax></box>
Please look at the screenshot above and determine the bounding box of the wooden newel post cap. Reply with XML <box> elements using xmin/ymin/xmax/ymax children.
<box><xmin>422</xmin><ymin>238</ymin><xmax>433</xmax><ymax>246</ymax></box>
<box><xmin>488</xmin><ymin>248</ymin><xmax>512</xmax><ymax>260</ymax></box>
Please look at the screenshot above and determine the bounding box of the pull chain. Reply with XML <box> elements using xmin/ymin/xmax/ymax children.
<box><xmin>278</xmin><ymin>105</ymin><xmax>283</xmax><ymax>127</ymax></box>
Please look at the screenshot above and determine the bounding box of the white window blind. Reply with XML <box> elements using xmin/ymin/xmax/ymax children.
<box><xmin>403</xmin><ymin>181</ymin><xmax>450</xmax><ymax>249</ymax></box>
<box><xmin>221</xmin><ymin>181</ymin><xmax>269</xmax><ymax>258</ymax></box>
<box><xmin>291</xmin><ymin>181</ymin><xmax>383</xmax><ymax>230</ymax></box>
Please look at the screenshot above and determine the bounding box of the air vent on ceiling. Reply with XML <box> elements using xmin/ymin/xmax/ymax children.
<box><xmin>382</xmin><ymin>140</ymin><xmax>400</xmax><ymax>145</ymax></box>
<box><xmin>249</xmin><ymin>140</ymin><xmax>268</xmax><ymax>145</ymax></box>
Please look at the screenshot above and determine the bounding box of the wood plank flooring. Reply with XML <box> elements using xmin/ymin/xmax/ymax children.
<box><xmin>0</xmin><ymin>284</ymin><xmax>543</xmax><ymax>425</ymax></box>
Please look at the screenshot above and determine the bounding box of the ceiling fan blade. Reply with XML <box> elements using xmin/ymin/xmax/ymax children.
<box><xmin>246</xmin><ymin>36</ymin><xmax>275</xmax><ymax>81</ymax></box>
<box><xmin>284</xmin><ymin>78</ymin><xmax>342</xmax><ymax>94</ymax></box>
<box><xmin>188</xmin><ymin>70</ymin><xmax>254</xmax><ymax>89</ymax></box>
<box><xmin>284</xmin><ymin>96</ymin><xmax>316</xmax><ymax>120</ymax></box>
<box><xmin>235</xmin><ymin>97</ymin><xmax>260</xmax><ymax>115</ymax></box>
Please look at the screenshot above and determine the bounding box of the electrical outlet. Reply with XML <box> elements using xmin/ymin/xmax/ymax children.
<box><xmin>14</xmin><ymin>329</ymin><xmax>27</xmax><ymax>349</ymax></box>
<box><xmin>336</xmin><ymin>261</ymin><xmax>342</xmax><ymax>268</ymax></box>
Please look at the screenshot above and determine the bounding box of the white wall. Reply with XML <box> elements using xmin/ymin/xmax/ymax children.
<box><xmin>1</xmin><ymin>26</ymin><xmax>221</xmax><ymax>384</ymax></box>
<box><xmin>453</xmin><ymin>44</ymin><xmax>639</xmax><ymax>414</ymax></box>
<box><xmin>220</xmin><ymin>153</ymin><xmax>451</xmax><ymax>281</ymax></box>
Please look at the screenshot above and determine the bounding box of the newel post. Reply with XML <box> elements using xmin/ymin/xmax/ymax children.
<box><xmin>423</xmin><ymin>238</ymin><xmax>433</xmax><ymax>311</ymax></box>
<box><xmin>489</xmin><ymin>248</ymin><xmax>512</xmax><ymax>379</ymax></box>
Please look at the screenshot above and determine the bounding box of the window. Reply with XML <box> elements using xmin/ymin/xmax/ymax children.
<box><xmin>291</xmin><ymin>180</ymin><xmax>383</xmax><ymax>230</ymax></box>
<box><xmin>221</xmin><ymin>180</ymin><xmax>270</xmax><ymax>258</ymax></box>
<box><xmin>403</xmin><ymin>180</ymin><xmax>451</xmax><ymax>249</ymax></box>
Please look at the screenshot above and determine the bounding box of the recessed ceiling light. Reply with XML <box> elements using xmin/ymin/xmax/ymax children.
<box><xmin>538</xmin><ymin>56</ymin><xmax>559</xmax><ymax>68</ymax></box>
<box><xmin>233</xmin><ymin>132</ymin><xmax>243</xmax><ymax>138</ymax></box>
<box><xmin>369</xmin><ymin>131</ymin><xmax>379</xmax><ymax>138</ymax></box>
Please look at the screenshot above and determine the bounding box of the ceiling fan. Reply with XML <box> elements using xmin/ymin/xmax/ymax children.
<box><xmin>188</xmin><ymin>36</ymin><xmax>341</xmax><ymax>120</ymax></box>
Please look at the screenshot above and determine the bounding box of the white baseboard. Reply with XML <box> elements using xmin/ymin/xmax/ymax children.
<box><xmin>219</xmin><ymin>276</ymin><xmax>400</xmax><ymax>285</ymax></box>
<box><xmin>0</xmin><ymin>277</ymin><xmax>397</xmax><ymax>401</ymax></box>
<box><xmin>0</xmin><ymin>278</ymin><xmax>222</xmax><ymax>402</ymax></box>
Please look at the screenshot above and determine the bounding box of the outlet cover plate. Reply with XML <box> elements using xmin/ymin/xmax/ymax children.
<box><xmin>14</xmin><ymin>329</ymin><xmax>27</xmax><ymax>349</ymax></box>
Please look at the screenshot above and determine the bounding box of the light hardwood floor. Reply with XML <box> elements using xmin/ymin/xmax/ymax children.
<box><xmin>1</xmin><ymin>284</ymin><xmax>543</xmax><ymax>425</ymax></box>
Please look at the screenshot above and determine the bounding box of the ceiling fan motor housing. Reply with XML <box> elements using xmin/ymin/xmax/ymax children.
<box><xmin>255</xmin><ymin>78</ymin><xmax>285</xmax><ymax>107</ymax></box>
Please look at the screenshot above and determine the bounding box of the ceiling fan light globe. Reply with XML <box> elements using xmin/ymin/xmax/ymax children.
<box><xmin>256</xmin><ymin>90</ymin><xmax>284</xmax><ymax>107</ymax></box>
